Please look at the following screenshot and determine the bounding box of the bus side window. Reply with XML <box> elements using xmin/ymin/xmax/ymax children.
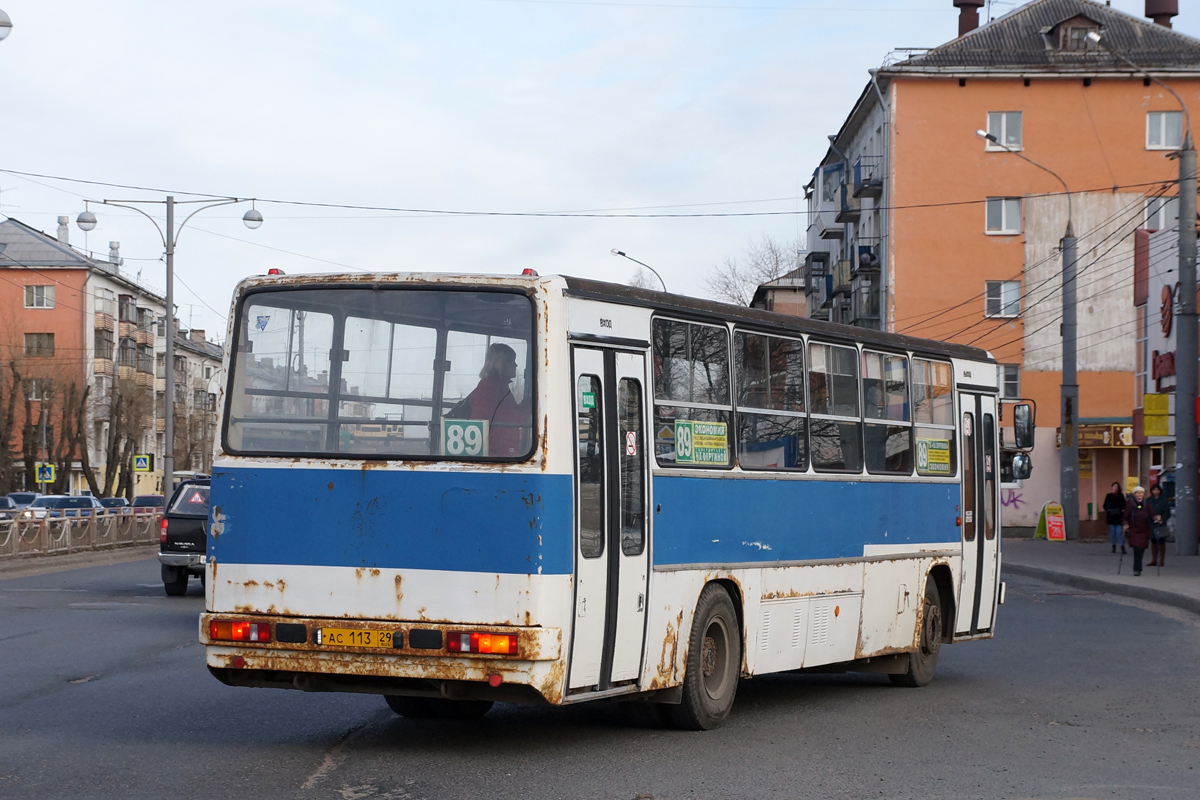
<box><xmin>734</xmin><ymin>331</ymin><xmax>807</xmax><ymax>471</ymax></box>
<box><xmin>913</xmin><ymin>358</ymin><xmax>957</xmax><ymax>477</ymax></box>
<box><xmin>809</xmin><ymin>341</ymin><xmax>862</xmax><ymax>473</ymax></box>
<box><xmin>863</xmin><ymin>351</ymin><xmax>912</xmax><ymax>475</ymax></box>
<box><xmin>618</xmin><ymin>379</ymin><xmax>645</xmax><ymax>556</ymax></box>
<box><xmin>577</xmin><ymin>376</ymin><xmax>605</xmax><ymax>559</ymax></box>
<box><xmin>651</xmin><ymin>317</ymin><xmax>732</xmax><ymax>467</ymax></box>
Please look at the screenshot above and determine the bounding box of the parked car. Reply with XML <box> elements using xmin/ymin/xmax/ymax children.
<box><xmin>7</xmin><ymin>492</ymin><xmax>42</xmax><ymax>509</ymax></box>
<box><xmin>132</xmin><ymin>494</ymin><xmax>165</xmax><ymax>515</ymax></box>
<box><xmin>20</xmin><ymin>496</ymin><xmax>65</xmax><ymax>520</ymax></box>
<box><xmin>50</xmin><ymin>496</ymin><xmax>105</xmax><ymax>518</ymax></box>
<box><xmin>0</xmin><ymin>496</ymin><xmax>16</xmax><ymax>521</ymax></box>
<box><xmin>159</xmin><ymin>478</ymin><xmax>210</xmax><ymax>596</ymax></box>
<box><xmin>99</xmin><ymin>497</ymin><xmax>133</xmax><ymax>515</ymax></box>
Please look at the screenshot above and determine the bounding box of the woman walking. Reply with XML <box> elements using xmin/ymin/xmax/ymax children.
<box><xmin>1147</xmin><ymin>483</ymin><xmax>1172</xmax><ymax>568</ymax></box>
<box><xmin>1122</xmin><ymin>486</ymin><xmax>1154</xmax><ymax>577</ymax></box>
<box><xmin>1103</xmin><ymin>482</ymin><xmax>1127</xmax><ymax>554</ymax></box>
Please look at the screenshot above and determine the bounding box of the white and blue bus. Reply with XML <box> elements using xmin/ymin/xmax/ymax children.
<box><xmin>202</xmin><ymin>272</ymin><xmax>1033</xmax><ymax>729</ymax></box>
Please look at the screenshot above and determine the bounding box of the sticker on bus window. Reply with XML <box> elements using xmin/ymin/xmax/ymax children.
<box><xmin>674</xmin><ymin>420</ymin><xmax>728</xmax><ymax>465</ymax></box>
<box><xmin>441</xmin><ymin>419</ymin><xmax>489</xmax><ymax>457</ymax></box>
<box><xmin>581</xmin><ymin>392</ymin><xmax>596</xmax><ymax>409</ymax></box>
<box><xmin>916</xmin><ymin>438</ymin><xmax>951</xmax><ymax>474</ymax></box>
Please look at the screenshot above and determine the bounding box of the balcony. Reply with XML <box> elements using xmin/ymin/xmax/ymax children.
<box><xmin>853</xmin><ymin>155</ymin><xmax>884</xmax><ymax>199</ymax></box>
<box><xmin>94</xmin><ymin>312</ymin><xmax>114</xmax><ymax>331</ymax></box>
<box><xmin>117</xmin><ymin>364</ymin><xmax>135</xmax><ymax>381</ymax></box>
<box><xmin>852</xmin><ymin>273</ymin><xmax>881</xmax><ymax>329</ymax></box>
<box><xmin>835</xmin><ymin>181</ymin><xmax>860</xmax><ymax>224</ymax></box>
<box><xmin>803</xmin><ymin>253</ymin><xmax>829</xmax><ymax>297</ymax></box>
<box><xmin>93</xmin><ymin>358</ymin><xmax>113</xmax><ymax>377</ymax></box>
<box><xmin>855</xmin><ymin>237</ymin><xmax>882</xmax><ymax>275</ymax></box>
<box><xmin>135</xmin><ymin>328</ymin><xmax>154</xmax><ymax>346</ymax></box>
<box><xmin>832</xmin><ymin>259</ymin><xmax>853</xmax><ymax>295</ymax></box>
<box><xmin>815</xmin><ymin>209</ymin><xmax>844</xmax><ymax>240</ymax></box>
<box><xmin>119</xmin><ymin>321</ymin><xmax>135</xmax><ymax>339</ymax></box>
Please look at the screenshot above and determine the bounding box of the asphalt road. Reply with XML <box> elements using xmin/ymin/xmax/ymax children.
<box><xmin>2</xmin><ymin>557</ymin><xmax>1198</xmax><ymax>800</ymax></box>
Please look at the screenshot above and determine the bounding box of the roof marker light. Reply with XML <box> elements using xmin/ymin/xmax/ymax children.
<box><xmin>522</xmin><ymin>269</ymin><xmax>538</xmax><ymax>276</ymax></box>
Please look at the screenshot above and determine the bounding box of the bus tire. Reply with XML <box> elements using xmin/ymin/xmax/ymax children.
<box><xmin>665</xmin><ymin>583</ymin><xmax>741</xmax><ymax>731</ymax></box>
<box><xmin>162</xmin><ymin>566</ymin><xmax>188</xmax><ymax>597</ymax></box>
<box><xmin>384</xmin><ymin>695</ymin><xmax>493</xmax><ymax>719</ymax></box>
<box><xmin>889</xmin><ymin>577</ymin><xmax>942</xmax><ymax>688</ymax></box>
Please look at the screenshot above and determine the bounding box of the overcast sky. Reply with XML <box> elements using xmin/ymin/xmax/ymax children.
<box><xmin>0</xmin><ymin>0</ymin><xmax>1193</xmax><ymax>341</ymax></box>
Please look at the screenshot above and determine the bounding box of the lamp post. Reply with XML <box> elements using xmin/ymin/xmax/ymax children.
<box><xmin>610</xmin><ymin>249</ymin><xmax>667</xmax><ymax>292</ymax></box>
<box><xmin>0</xmin><ymin>9</ymin><xmax>12</xmax><ymax>42</ymax></box>
<box><xmin>976</xmin><ymin>129</ymin><xmax>1079</xmax><ymax>539</ymax></box>
<box><xmin>78</xmin><ymin>197</ymin><xmax>263</xmax><ymax>492</ymax></box>
<box><xmin>1088</xmin><ymin>30</ymin><xmax>1197</xmax><ymax>557</ymax></box>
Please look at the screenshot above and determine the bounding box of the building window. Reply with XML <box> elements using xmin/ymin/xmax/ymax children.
<box><xmin>94</xmin><ymin>288</ymin><xmax>116</xmax><ymax>317</ymax></box>
<box><xmin>1001</xmin><ymin>364</ymin><xmax>1021</xmax><ymax>398</ymax></box>
<box><xmin>137</xmin><ymin>344</ymin><xmax>154</xmax><ymax>374</ymax></box>
<box><xmin>24</xmin><ymin>285</ymin><xmax>56</xmax><ymax>309</ymax></box>
<box><xmin>24</xmin><ymin>333</ymin><xmax>54</xmax><ymax>357</ymax></box>
<box><xmin>23</xmin><ymin>378</ymin><xmax>47</xmax><ymax>401</ymax></box>
<box><xmin>1144</xmin><ymin>195</ymin><xmax>1179</xmax><ymax>231</ymax></box>
<box><xmin>204</xmin><ymin>365</ymin><xmax>213</xmax><ymax>380</ymax></box>
<box><xmin>986</xmin><ymin>281</ymin><xmax>1021</xmax><ymax>318</ymax></box>
<box><xmin>94</xmin><ymin>328</ymin><xmax>114</xmax><ymax>360</ymax></box>
<box><xmin>118</xmin><ymin>294</ymin><xmax>136</xmax><ymax>323</ymax></box>
<box><xmin>1061</xmin><ymin>25</ymin><xmax>1098</xmax><ymax>51</ymax></box>
<box><xmin>986</xmin><ymin>197</ymin><xmax>1022</xmax><ymax>234</ymax></box>
<box><xmin>1147</xmin><ymin>111</ymin><xmax>1183</xmax><ymax>150</ymax></box>
<box><xmin>118</xmin><ymin>338</ymin><xmax>137</xmax><ymax>367</ymax></box>
<box><xmin>985</xmin><ymin>112</ymin><xmax>1022</xmax><ymax>150</ymax></box>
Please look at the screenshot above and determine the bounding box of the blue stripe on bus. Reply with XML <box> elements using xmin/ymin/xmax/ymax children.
<box><xmin>209</xmin><ymin>467</ymin><xmax>574</xmax><ymax>575</ymax></box>
<box><xmin>651</xmin><ymin>476</ymin><xmax>961</xmax><ymax>566</ymax></box>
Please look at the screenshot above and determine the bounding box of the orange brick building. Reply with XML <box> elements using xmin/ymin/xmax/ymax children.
<box><xmin>801</xmin><ymin>0</ymin><xmax>1200</xmax><ymax>529</ymax></box>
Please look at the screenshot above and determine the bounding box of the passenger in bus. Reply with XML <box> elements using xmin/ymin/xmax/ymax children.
<box><xmin>1122</xmin><ymin>486</ymin><xmax>1153</xmax><ymax>577</ymax></box>
<box><xmin>465</xmin><ymin>343</ymin><xmax>529</xmax><ymax>456</ymax></box>
<box><xmin>1103</xmin><ymin>482</ymin><xmax>1127</xmax><ymax>555</ymax></box>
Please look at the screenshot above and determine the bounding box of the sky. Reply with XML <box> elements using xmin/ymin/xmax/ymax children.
<box><xmin>0</xmin><ymin>0</ymin><xmax>1194</xmax><ymax>343</ymax></box>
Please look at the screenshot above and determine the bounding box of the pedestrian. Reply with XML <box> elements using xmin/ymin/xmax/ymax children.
<box><xmin>1122</xmin><ymin>486</ymin><xmax>1153</xmax><ymax>577</ymax></box>
<box><xmin>1146</xmin><ymin>483</ymin><xmax>1172</xmax><ymax>568</ymax></box>
<box><xmin>1102</xmin><ymin>481</ymin><xmax>1127</xmax><ymax>554</ymax></box>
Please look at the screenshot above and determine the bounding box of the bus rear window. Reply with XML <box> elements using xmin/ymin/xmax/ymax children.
<box><xmin>225</xmin><ymin>288</ymin><xmax>535</xmax><ymax>460</ymax></box>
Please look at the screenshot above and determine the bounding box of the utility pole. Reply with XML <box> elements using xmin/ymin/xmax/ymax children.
<box><xmin>1176</xmin><ymin>134</ymin><xmax>1198</xmax><ymax>556</ymax></box>
<box><xmin>164</xmin><ymin>197</ymin><xmax>176</xmax><ymax>492</ymax></box>
<box><xmin>1061</xmin><ymin>224</ymin><xmax>1079</xmax><ymax>540</ymax></box>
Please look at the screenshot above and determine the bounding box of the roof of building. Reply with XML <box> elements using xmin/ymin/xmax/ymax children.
<box><xmin>892</xmin><ymin>0</ymin><xmax>1200</xmax><ymax>73</ymax></box>
<box><xmin>175</xmin><ymin>331</ymin><xmax>223</xmax><ymax>361</ymax></box>
<box><xmin>0</xmin><ymin>218</ymin><xmax>165</xmax><ymax>301</ymax></box>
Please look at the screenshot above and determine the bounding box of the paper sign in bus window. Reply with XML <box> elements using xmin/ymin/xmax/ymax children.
<box><xmin>441</xmin><ymin>419</ymin><xmax>489</xmax><ymax>457</ymax></box>
<box><xmin>674</xmin><ymin>420</ymin><xmax>728</xmax><ymax>465</ymax></box>
<box><xmin>916</xmin><ymin>438</ymin><xmax>951</xmax><ymax>474</ymax></box>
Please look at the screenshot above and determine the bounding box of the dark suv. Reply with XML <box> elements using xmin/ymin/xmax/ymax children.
<box><xmin>159</xmin><ymin>479</ymin><xmax>210</xmax><ymax>596</ymax></box>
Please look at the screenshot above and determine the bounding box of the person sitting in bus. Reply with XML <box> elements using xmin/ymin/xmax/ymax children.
<box><xmin>464</xmin><ymin>343</ymin><xmax>530</xmax><ymax>456</ymax></box>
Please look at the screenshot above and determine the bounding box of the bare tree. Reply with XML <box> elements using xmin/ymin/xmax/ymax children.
<box><xmin>704</xmin><ymin>235</ymin><xmax>802</xmax><ymax>306</ymax></box>
<box><xmin>627</xmin><ymin>269</ymin><xmax>656</xmax><ymax>291</ymax></box>
<box><xmin>0</xmin><ymin>361</ymin><xmax>20</xmax><ymax>494</ymax></box>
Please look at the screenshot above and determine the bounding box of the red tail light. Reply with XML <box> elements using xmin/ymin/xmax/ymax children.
<box><xmin>159</xmin><ymin>517</ymin><xmax>168</xmax><ymax>544</ymax></box>
<box><xmin>209</xmin><ymin>620</ymin><xmax>272</xmax><ymax>643</ymax></box>
<box><xmin>446</xmin><ymin>631</ymin><xmax>518</xmax><ymax>655</ymax></box>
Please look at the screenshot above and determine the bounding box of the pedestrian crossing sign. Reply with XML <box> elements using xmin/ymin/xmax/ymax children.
<box><xmin>35</xmin><ymin>463</ymin><xmax>55</xmax><ymax>483</ymax></box>
<box><xmin>133</xmin><ymin>454</ymin><xmax>153</xmax><ymax>473</ymax></box>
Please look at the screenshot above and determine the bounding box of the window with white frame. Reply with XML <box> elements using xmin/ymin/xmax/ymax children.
<box><xmin>1001</xmin><ymin>364</ymin><xmax>1021</xmax><ymax>398</ymax></box>
<box><xmin>1147</xmin><ymin>111</ymin><xmax>1183</xmax><ymax>150</ymax></box>
<box><xmin>24</xmin><ymin>285</ymin><xmax>55</xmax><ymax>309</ymax></box>
<box><xmin>986</xmin><ymin>112</ymin><xmax>1022</xmax><ymax>150</ymax></box>
<box><xmin>986</xmin><ymin>197</ymin><xmax>1022</xmax><ymax>234</ymax></box>
<box><xmin>1144</xmin><ymin>195</ymin><xmax>1179</xmax><ymax>231</ymax></box>
<box><xmin>986</xmin><ymin>281</ymin><xmax>1021</xmax><ymax>318</ymax></box>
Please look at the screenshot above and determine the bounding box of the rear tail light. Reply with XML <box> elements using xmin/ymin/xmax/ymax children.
<box><xmin>446</xmin><ymin>631</ymin><xmax>518</xmax><ymax>655</ymax></box>
<box><xmin>159</xmin><ymin>517</ymin><xmax>168</xmax><ymax>544</ymax></box>
<box><xmin>209</xmin><ymin>620</ymin><xmax>272</xmax><ymax>643</ymax></box>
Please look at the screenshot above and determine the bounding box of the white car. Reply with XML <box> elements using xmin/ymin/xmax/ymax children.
<box><xmin>20</xmin><ymin>495</ymin><xmax>65</xmax><ymax>520</ymax></box>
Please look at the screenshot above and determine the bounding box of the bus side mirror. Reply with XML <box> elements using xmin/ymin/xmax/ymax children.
<box><xmin>1012</xmin><ymin>402</ymin><xmax>1035</xmax><ymax>450</ymax></box>
<box><xmin>1009</xmin><ymin>451</ymin><xmax>1032</xmax><ymax>481</ymax></box>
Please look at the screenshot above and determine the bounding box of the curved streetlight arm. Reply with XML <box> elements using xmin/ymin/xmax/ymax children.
<box><xmin>1088</xmin><ymin>31</ymin><xmax>1191</xmax><ymax>144</ymax></box>
<box><xmin>92</xmin><ymin>200</ymin><xmax>167</xmax><ymax>248</ymax></box>
<box><xmin>174</xmin><ymin>198</ymin><xmax>246</xmax><ymax>248</ymax></box>
<box><xmin>610</xmin><ymin>249</ymin><xmax>667</xmax><ymax>292</ymax></box>
<box><xmin>975</xmin><ymin>130</ymin><xmax>1072</xmax><ymax>232</ymax></box>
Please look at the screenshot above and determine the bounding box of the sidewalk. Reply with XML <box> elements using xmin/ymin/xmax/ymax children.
<box><xmin>0</xmin><ymin>543</ymin><xmax>157</xmax><ymax>580</ymax></box>
<box><xmin>1003</xmin><ymin>537</ymin><xmax>1200</xmax><ymax>615</ymax></box>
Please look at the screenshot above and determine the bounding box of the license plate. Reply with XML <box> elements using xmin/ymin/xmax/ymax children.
<box><xmin>318</xmin><ymin>628</ymin><xmax>393</xmax><ymax>648</ymax></box>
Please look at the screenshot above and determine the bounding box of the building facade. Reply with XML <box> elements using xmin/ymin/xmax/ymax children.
<box><xmin>797</xmin><ymin>0</ymin><xmax>1200</xmax><ymax>530</ymax></box>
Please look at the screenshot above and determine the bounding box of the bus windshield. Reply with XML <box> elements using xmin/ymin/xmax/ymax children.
<box><xmin>225</xmin><ymin>287</ymin><xmax>535</xmax><ymax>460</ymax></box>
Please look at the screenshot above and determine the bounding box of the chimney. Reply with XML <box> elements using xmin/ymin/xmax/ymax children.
<box><xmin>954</xmin><ymin>0</ymin><xmax>985</xmax><ymax>36</ymax></box>
<box><xmin>190</xmin><ymin>329</ymin><xmax>206</xmax><ymax>344</ymax></box>
<box><xmin>1146</xmin><ymin>0</ymin><xmax>1178</xmax><ymax>28</ymax></box>
<box><xmin>108</xmin><ymin>241</ymin><xmax>122</xmax><ymax>265</ymax></box>
<box><xmin>56</xmin><ymin>216</ymin><xmax>69</xmax><ymax>245</ymax></box>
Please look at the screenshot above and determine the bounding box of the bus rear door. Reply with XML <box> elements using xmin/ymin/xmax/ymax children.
<box><xmin>569</xmin><ymin>346</ymin><xmax>651</xmax><ymax>692</ymax></box>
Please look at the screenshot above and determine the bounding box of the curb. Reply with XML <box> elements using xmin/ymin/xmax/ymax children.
<box><xmin>0</xmin><ymin>543</ymin><xmax>158</xmax><ymax>580</ymax></box>
<box><xmin>1004</xmin><ymin>562</ymin><xmax>1200</xmax><ymax>616</ymax></box>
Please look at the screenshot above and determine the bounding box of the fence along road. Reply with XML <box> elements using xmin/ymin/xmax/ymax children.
<box><xmin>0</xmin><ymin>512</ymin><xmax>160</xmax><ymax>559</ymax></box>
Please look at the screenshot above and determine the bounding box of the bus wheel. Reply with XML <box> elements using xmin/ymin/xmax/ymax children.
<box><xmin>665</xmin><ymin>584</ymin><xmax>741</xmax><ymax>731</ymax></box>
<box><xmin>890</xmin><ymin>578</ymin><xmax>942</xmax><ymax>688</ymax></box>
<box><xmin>162</xmin><ymin>566</ymin><xmax>188</xmax><ymax>597</ymax></box>
<box><xmin>384</xmin><ymin>695</ymin><xmax>494</xmax><ymax>719</ymax></box>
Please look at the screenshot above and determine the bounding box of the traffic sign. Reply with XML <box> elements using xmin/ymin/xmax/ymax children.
<box><xmin>35</xmin><ymin>462</ymin><xmax>55</xmax><ymax>483</ymax></box>
<box><xmin>133</xmin><ymin>454</ymin><xmax>153</xmax><ymax>473</ymax></box>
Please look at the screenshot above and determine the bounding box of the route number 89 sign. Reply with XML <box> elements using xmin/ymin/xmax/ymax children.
<box><xmin>441</xmin><ymin>419</ymin><xmax>489</xmax><ymax>457</ymax></box>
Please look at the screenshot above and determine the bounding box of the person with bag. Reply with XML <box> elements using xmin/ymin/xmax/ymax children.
<box><xmin>1122</xmin><ymin>486</ymin><xmax>1153</xmax><ymax>577</ymax></box>
<box><xmin>1147</xmin><ymin>483</ymin><xmax>1172</xmax><ymax>568</ymax></box>
<box><xmin>1102</xmin><ymin>482</ymin><xmax>1126</xmax><ymax>554</ymax></box>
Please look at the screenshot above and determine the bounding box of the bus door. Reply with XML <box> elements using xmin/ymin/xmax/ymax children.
<box><xmin>957</xmin><ymin>392</ymin><xmax>1000</xmax><ymax>635</ymax></box>
<box><xmin>569</xmin><ymin>346</ymin><xmax>651</xmax><ymax>691</ymax></box>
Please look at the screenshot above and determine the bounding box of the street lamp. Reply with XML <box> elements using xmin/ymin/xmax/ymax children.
<box><xmin>975</xmin><ymin>129</ymin><xmax>1080</xmax><ymax>539</ymax></box>
<box><xmin>0</xmin><ymin>9</ymin><xmax>13</xmax><ymax>42</ymax></box>
<box><xmin>610</xmin><ymin>249</ymin><xmax>667</xmax><ymax>292</ymax></box>
<box><xmin>1088</xmin><ymin>29</ymin><xmax>1198</xmax><ymax>558</ymax></box>
<box><xmin>79</xmin><ymin>195</ymin><xmax>262</xmax><ymax>491</ymax></box>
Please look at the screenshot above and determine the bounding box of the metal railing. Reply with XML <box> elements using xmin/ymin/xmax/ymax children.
<box><xmin>0</xmin><ymin>511</ymin><xmax>161</xmax><ymax>559</ymax></box>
